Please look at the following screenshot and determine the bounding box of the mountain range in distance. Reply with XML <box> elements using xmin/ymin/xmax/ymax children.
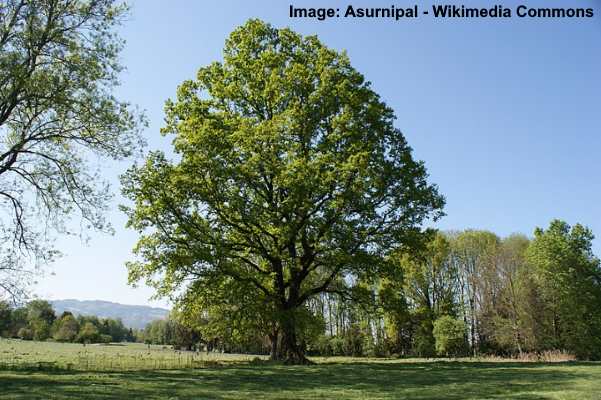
<box><xmin>50</xmin><ymin>299</ymin><xmax>169</xmax><ymax>329</ymax></box>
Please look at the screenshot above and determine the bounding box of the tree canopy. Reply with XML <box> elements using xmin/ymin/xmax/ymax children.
<box><xmin>122</xmin><ymin>19</ymin><xmax>444</xmax><ymax>363</ymax></box>
<box><xmin>526</xmin><ymin>220</ymin><xmax>601</xmax><ymax>359</ymax></box>
<box><xmin>0</xmin><ymin>0</ymin><xmax>145</xmax><ymax>301</ymax></box>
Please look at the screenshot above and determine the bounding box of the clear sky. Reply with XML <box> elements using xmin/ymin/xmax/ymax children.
<box><xmin>34</xmin><ymin>0</ymin><xmax>601</xmax><ymax>308</ymax></box>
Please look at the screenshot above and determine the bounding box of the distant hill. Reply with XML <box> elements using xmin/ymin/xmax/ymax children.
<box><xmin>51</xmin><ymin>299</ymin><xmax>169</xmax><ymax>329</ymax></box>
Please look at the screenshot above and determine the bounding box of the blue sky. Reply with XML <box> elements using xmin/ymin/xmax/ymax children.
<box><xmin>34</xmin><ymin>0</ymin><xmax>601</xmax><ymax>307</ymax></box>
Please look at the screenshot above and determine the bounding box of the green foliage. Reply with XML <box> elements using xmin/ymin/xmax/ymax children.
<box><xmin>7</xmin><ymin>307</ymin><xmax>28</xmax><ymax>338</ymax></box>
<box><xmin>97</xmin><ymin>318</ymin><xmax>129</xmax><ymax>343</ymax></box>
<box><xmin>53</xmin><ymin>314</ymin><xmax>79</xmax><ymax>342</ymax></box>
<box><xmin>0</xmin><ymin>0</ymin><xmax>145</xmax><ymax>302</ymax></box>
<box><xmin>311</xmin><ymin>334</ymin><xmax>334</xmax><ymax>356</ymax></box>
<box><xmin>26</xmin><ymin>300</ymin><xmax>55</xmax><ymax>341</ymax></box>
<box><xmin>485</xmin><ymin>234</ymin><xmax>532</xmax><ymax>354</ymax></box>
<box><xmin>176</xmin><ymin>277</ymin><xmax>276</xmax><ymax>354</ymax></box>
<box><xmin>120</xmin><ymin>220</ymin><xmax>601</xmax><ymax>360</ymax></box>
<box><xmin>77</xmin><ymin>322</ymin><xmax>99</xmax><ymax>344</ymax></box>
<box><xmin>0</xmin><ymin>300</ymin><xmax>162</xmax><ymax>345</ymax></box>
<box><xmin>98</xmin><ymin>334</ymin><xmax>113</xmax><ymax>344</ymax></box>
<box><xmin>413</xmin><ymin>318</ymin><xmax>436</xmax><ymax>357</ymax></box>
<box><xmin>17</xmin><ymin>327</ymin><xmax>32</xmax><ymax>340</ymax></box>
<box><xmin>343</xmin><ymin>325</ymin><xmax>365</xmax><ymax>357</ymax></box>
<box><xmin>0</xmin><ymin>300</ymin><xmax>11</xmax><ymax>335</ymax></box>
<box><xmin>433</xmin><ymin>315</ymin><xmax>467</xmax><ymax>357</ymax></box>
<box><xmin>526</xmin><ymin>220</ymin><xmax>601</xmax><ymax>359</ymax></box>
<box><xmin>26</xmin><ymin>300</ymin><xmax>55</xmax><ymax>324</ymax></box>
<box><xmin>309</xmin><ymin>331</ymin><xmax>368</xmax><ymax>357</ymax></box>
<box><xmin>378</xmin><ymin>278</ymin><xmax>412</xmax><ymax>355</ymax></box>
<box><xmin>143</xmin><ymin>320</ymin><xmax>173</xmax><ymax>345</ymax></box>
<box><xmin>141</xmin><ymin>315</ymin><xmax>200</xmax><ymax>351</ymax></box>
<box><xmin>398</xmin><ymin>232</ymin><xmax>457</xmax><ymax>318</ymax></box>
<box><xmin>30</xmin><ymin>320</ymin><xmax>52</xmax><ymax>341</ymax></box>
<box><xmin>121</xmin><ymin>19</ymin><xmax>443</xmax><ymax>363</ymax></box>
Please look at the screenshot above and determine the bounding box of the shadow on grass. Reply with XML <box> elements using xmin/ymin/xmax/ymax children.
<box><xmin>0</xmin><ymin>360</ymin><xmax>599</xmax><ymax>399</ymax></box>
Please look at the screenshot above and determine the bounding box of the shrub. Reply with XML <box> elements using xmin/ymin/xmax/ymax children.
<box><xmin>413</xmin><ymin>331</ymin><xmax>435</xmax><ymax>357</ymax></box>
<box><xmin>31</xmin><ymin>320</ymin><xmax>52</xmax><ymax>341</ymax></box>
<box><xmin>413</xmin><ymin>319</ymin><xmax>435</xmax><ymax>357</ymax></box>
<box><xmin>330</xmin><ymin>336</ymin><xmax>345</xmax><ymax>356</ymax></box>
<box><xmin>17</xmin><ymin>327</ymin><xmax>33</xmax><ymax>340</ymax></box>
<box><xmin>311</xmin><ymin>334</ymin><xmax>333</xmax><ymax>356</ymax></box>
<box><xmin>433</xmin><ymin>316</ymin><xmax>467</xmax><ymax>357</ymax></box>
<box><xmin>343</xmin><ymin>325</ymin><xmax>365</xmax><ymax>356</ymax></box>
<box><xmin>99</xmin><ymin>334</ymin><xmax>113</xmax><ymax>344</ymax></box>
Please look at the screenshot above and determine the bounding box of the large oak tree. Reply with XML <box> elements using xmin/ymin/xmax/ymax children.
<box><xmin>122</xmin><ymin>19</ymin><xmax>444</xmax><ymax>363</ymax></box>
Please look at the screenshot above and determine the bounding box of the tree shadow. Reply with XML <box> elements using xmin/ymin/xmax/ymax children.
<box><xmin>0</xmin><ymin>360</ymin><xmax>599</xmax><ymax>399</ymax></box>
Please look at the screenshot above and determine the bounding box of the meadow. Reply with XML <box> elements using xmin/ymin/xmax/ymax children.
<box><xmin>0</xmin><ymin>339</ymin><xmax>260</xmax><ymax>371</ymax></box>
<box><xmin>1</xmin><ymin>340</ymin><xmax>601</xmax><ymax>399</ymax></box>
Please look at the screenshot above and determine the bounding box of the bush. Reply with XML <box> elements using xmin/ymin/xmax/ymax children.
<box><xmin>433</xmin><ymin>316</ymin><xmax>467</xmax><ymax>357</ymax></box>
<box><xmin>330</xmin><ymin>336</ymin><xmax>345</xmax><ymax>356</ymax></box>
<box><xmin>360</xmin><ymin>332</ymin><xmax>387</xmax><ymax>357</ymax></box>
<box><xmin>17</xmin><ymin>327</ymin><xmax>33</xmax><ymax>340</ymax></box>
<box><xmin>99</xmin><ymin>334</ymin><xmax>113</xmax><ymax>344</ymax></box>
<box><xmin>31</xmin><ymin>321</ymin><xmax>52</xmax><ymax>341</ymax></box>
<box><xmin>413</xmin><ymin>331</ymin><xmax>435</xmax><ymax>357</ymax></box>
<box><xmin>412</xmin><ymin>319</ymin><xmax>435</xmax><ymax>357</ymax></box>
<box><xmin>343</xmin><ymin>325</ymin><xmax>365</xmax><ymax>356</ymax></box>
<box><xmin>311</xmin><ymin>334</ymin><xmax>333</xmax><ymax>356</ymax></box>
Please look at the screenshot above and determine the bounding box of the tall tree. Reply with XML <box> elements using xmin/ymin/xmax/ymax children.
<box><xmin>487</xmin><ymin>234</ymin><xmax>530</xmax><ymax>355</ymax></box>
<box><xmin>399</xmin><ymin>232</ymin><xmax>458</xmax><ymax>318</ymax></box>
<box><xmin>77</xmin><ymin>321</ymin><xmax>99</xmax><ymax>344</ymax></box>
<box><xmin>0</xmin><ymin>300</ymin><xmax>11</xmax><ymax>336</ymax></box>
<box><xmin>0</xmin><ymin>0</ymin><xmax>145</xmax><ymax>301</ymax></box>
<box><xmin>450</xmin><ymin>230</ymin><xmax>499</xmax><ymax>355</ymax></box>
<box><xmin>26</xmin><ymin>299</ymin><xmax>55</xmax><ymax>340</ymax></box>
<box><xmin>53</xmin><ymin>312</ymin><xmax>79</xmax><ymax>342</ymax></box>
<box><xmin>396</xmin><ymin>232</ymin><xmax>458</xmax><ymax>356</ymax></box>
<box><xmin>526</xmin><ymin>220</ymin><xmax>601</xmax><ymax>359</ymax></box>
<box><xmin>122</xmin><ymin>19</ymin><xmax>444</xmax><ymax>363</ymax></box>
<box><xmin>7</xmin><ymin>305</ymin><xmax>27</xmax><ymax>337</ymax></box>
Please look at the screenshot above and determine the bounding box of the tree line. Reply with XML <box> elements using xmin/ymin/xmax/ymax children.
<box><xmin>135</xmin><ymin>221</ymin><xmax>601</xmax><ymax>360</ymax></box>
<box><xmin>299</xmin><ymin>221</ymin><xmax>601</xmax><ymax>359</ymax></box>
<box><xmin>0</xmin><ymin>300</ymin><xmax>136</xmax><ymax>344</ymax></box>
<box><xmin>3</xmin><ymin>217</ymin><xmax>599</xmax><ymax>363</ymax></box>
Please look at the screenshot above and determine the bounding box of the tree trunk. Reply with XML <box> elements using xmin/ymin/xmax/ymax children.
<box><xmin>273</xmin><ymin>308</ymin><xmax>312</xmax><ymax>364</ymax></box>
<box><xmin>470</xmin><ymin>297</ymin><xmax>477</xmax><ymax>357</ymax></box>
<box><xmin>269</xmin><ymin>328</ymin><xmax>279</xmax><ymax>360</ymax></box>
<box><xmin>280</xmin><ymin>319</ymin><xmax>311</xmax><ymax>364</ymax></box>
<box><xmin>515</xmin><ymin>328</ymin><xmax>523</xmax><ymax>357</ymax></box>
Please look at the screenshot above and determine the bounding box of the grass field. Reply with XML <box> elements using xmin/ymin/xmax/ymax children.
<box><xmin>1</xmin><ymin>340</ymin><xmax>601</xmax><ymax>399</ymax></box>
<box><xmin>0</xmin><ymin>339</ymin><xmax>260</xmax><ymax>371</ymax></box>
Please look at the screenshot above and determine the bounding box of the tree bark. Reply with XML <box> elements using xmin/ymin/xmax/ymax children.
<box><xmin>272</xmin><ymin>308</ymin><xmax>312</xmax><ymax>364</ymax></box>
<box><xmin>269</xmin><ymin>328</ymin><xmax>279</xmax><ymax>360</ymax></box>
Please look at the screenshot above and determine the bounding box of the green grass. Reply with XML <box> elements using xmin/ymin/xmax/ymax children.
<box><xmin>0</xmin><ymin>339</ymin><xmax>262</xmax><ymax>370</ymax></box>
<box><xmin>1</xmin><ymin>340</ymin><xmax>601</xmax><ymax>399</ymax></box>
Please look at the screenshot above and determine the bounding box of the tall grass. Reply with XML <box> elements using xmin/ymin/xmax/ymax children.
<box><xmin>475</xmin><ymin>350</ymin><xmax>577</xmax><ymax>363</ymax></box>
